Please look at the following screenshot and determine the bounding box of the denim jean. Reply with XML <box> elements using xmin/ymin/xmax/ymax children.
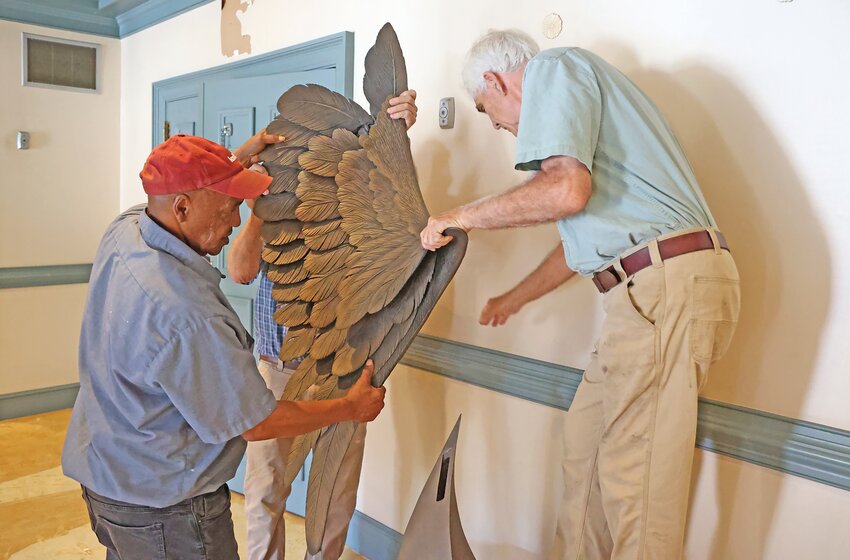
<box><xmin>82</xmin><ymin>484</ymin><xmax>239</xmax><ymax>560</ymax></box>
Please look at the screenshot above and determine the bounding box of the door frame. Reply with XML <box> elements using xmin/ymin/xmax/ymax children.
<box><xmin>151</xmin><ymin>31</ymin><xmax>355</xmax><ymax>148</ymax></box>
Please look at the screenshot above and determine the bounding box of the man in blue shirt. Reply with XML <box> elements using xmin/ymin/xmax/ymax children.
<box><xmin>421</xmin><ymin>31</ymin><xmax>740</xmax><ymax>559</ymax></box>
<box><xmin>227</xmin><ymin>91</ymin><xmax>418</xmax><ymax>560</ymax></box>
<box><xmin>62</xmin><ymin>133</ymin><xmax>385</xmax><ymax>560</ymax></box>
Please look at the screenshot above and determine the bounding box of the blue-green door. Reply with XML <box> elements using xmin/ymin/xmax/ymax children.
<box><xmin>202</xmin><ymin>70</ymin><xmax>336</xmax><ymax>509</ymax></box>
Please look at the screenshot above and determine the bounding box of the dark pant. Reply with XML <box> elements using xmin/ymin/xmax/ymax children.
<box><xmin>82</xmin><ymin>484</ymin><xmax>239</xmax><ymax>560</ymax></box>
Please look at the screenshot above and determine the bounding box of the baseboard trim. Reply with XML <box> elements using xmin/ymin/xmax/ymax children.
<box><xmin>0</xmin><ymin>383</ymin><xmax>80</xmax><ymax>420</ymax></box>
<box><xmin>346</xmin><ymin>510</ymin><xmax>403</xmax><ymax>560</ymax></box>
<box><xmin>0</xmin><ymin>264</ymin><xmax>93</xmax><ymax>289</ymax></box>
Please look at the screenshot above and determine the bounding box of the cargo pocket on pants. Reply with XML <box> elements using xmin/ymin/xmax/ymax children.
<box><xmin>689</xmin><ymin>276</ymin><xmax>741</xmax><ymax>389</ymax></box>
<box><xmin>94</xmin><ymin>516</ymin><xmax>166</xmax><ymax>560</ymax></box>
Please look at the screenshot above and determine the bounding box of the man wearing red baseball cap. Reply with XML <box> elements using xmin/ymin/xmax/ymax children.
<box><xmin>62</xmin><ymin>132</ymin><xmax>385</xmax><ymax>559</ymax></box>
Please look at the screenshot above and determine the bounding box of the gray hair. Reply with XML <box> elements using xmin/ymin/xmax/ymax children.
<box><xmin>462</xmin><ymin>29</ymin><xmax>541</xmax><ymax>98</ymax></box>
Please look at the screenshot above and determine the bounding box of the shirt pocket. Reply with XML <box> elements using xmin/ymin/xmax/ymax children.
<box><xmin>689</xmin><ymin>276</ymin><xmax>741</xmax><ymax>365</ymax></box>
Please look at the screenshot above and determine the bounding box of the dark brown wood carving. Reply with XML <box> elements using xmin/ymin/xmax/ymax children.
<box><xmin>256</xmin><ymin>23</ymin><xmax>467</xmax><ymax>554</ymax></box>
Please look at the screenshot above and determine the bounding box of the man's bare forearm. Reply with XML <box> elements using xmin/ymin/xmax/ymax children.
<box><xmin>243</xmin><ymin>398</ymin><xmax>353</xmax><ymax>441</ymax></box>
<box><xmin>508</xmin><ymin>244</ymin><xmax>577</xmax><ymax>305</ymax></box>
<box><xmin>461</xmin><ymin>162</ymin><xmax>591</xmax><ymax>231</ymax></box>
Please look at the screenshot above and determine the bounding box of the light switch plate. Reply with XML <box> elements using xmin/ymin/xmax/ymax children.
<box><xmin>17</xmin><ymin>131</ymin><xmax>30</xmax><ymax>150</ymax></box>
<box><xmin>439</xmin><ymin>97</ymin><xmax>455</xmax><ymax>129</ymax></box>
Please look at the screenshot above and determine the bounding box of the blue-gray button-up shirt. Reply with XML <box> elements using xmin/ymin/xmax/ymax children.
<box><xmin>515</xmin><ymin>48</ymin><xmax>717</xmax><ymax>275</ymax></box>
<box><xmin>62</xmin><ymin>205</ymin><xmax>276</xmax><ymax>508</ymax></box>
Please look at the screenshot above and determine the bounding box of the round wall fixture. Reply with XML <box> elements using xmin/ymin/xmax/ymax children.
<box><xmin>543</xmin><ymin>13</ymin><xmax>563</xmax><ymax>39</ymax></box>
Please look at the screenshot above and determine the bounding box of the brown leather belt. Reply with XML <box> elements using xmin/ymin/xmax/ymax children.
<box><xmin>592</xmin><ymin>230</ymin><xmax>729</xmax><ymax>294</ymax></box>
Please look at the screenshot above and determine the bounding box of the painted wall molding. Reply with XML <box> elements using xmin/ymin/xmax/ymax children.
<box><xmin>0</xmin><ymin>264</ymin><xmax>93</xmax><ymax>289</ymax></box>
<box><xmin>116</xmin><ymin>0</ymin><xmax>213</xmax><ymax>37</ymax></box>
<box><xmin>0</xmin><ymin>0</ymin><xmax>214</xmax><ymax>38</ymax></box>
<box><xmin>2</xmin><ymin>257</ymin><xmax>848</xmax><ymax>493</ymax></box>
<box><xmin>401</xmin><ymin>334</ymin><xmax>850</xmax><ymax>492</ymax></box>
<box><xmin>0</xmin><ymin>383</ymin><xmax>80</xmax><ymax>420</ymax></box>
<box><xmin>347</xmin><ymin>510</ymin><xmax>403</xmax><ymax>560</ymax></box>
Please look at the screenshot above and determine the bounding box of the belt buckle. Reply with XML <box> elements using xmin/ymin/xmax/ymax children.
<box><xmin>593</xmin><ymin>268</ymin><xmax>620</xmax><ymax>294</ymax></box>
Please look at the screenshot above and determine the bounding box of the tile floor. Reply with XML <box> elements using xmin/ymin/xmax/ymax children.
<box><xmin>0</xmin><ymin>409</ymin><xmax>364</xmax><ymax>560</ymax></box>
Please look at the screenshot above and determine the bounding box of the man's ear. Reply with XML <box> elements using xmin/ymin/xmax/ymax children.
<box><xmin>172</xmin><ymin>194</ymin><xmax>191</xmax><ymax>224</ymax></box>
<box><xmin>483</xmin><ymin>71</ymin><xmax>507</xmax><ymax>96</ymax></box>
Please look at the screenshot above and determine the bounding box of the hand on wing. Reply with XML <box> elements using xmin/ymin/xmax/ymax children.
<box><xmin>344</xmin><ymin>360</ymin><xmax>386</xmax><ymax>422</ymax></box>
<box><xmin>387</xmin><ymin>89</ymin><xmax>418</xmax><ymax>129</ymax></box>
<box><xmin>420</xmin><ymin>208</ymin><xmax>468</xmax><ymax>251</ymax></box>
<box><xmin>232</xmin><ymin>128</ymin><xmax>286</xmax><ymax>167</ymax></box>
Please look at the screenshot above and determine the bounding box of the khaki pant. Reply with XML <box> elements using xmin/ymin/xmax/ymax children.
<box><xmin>552</xmin><ymin>230</ymin><xmax>741</xmax><ymax>560</ymax></box>
<box><xmin>245</xmin><ymin>359</ymin><xmax>367</xmax><ymax>560</ymax></box>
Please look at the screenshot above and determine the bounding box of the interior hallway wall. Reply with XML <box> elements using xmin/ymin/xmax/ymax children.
<box><xmin>1</xmin><ymin>20</ymin><xmax>120</xmax><ymax>395</ymax></box>
<box><xmin>118</xmin><ymin>1</ymin><xmax>850</xmax><ymax>558</ymax></box>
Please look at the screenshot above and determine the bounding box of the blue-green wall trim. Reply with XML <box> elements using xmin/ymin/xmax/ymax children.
<box><xmin>346</xmin><ymin>510</ymin><xmax>403</xmax><ymax>560</ymax></box>
<box><xmin>0</xmin><ymin>0</ymin><xmax>119</xmax><ymax>37</ymax></box>
<box><xmin>116</xmin><ymin>0</ymin><xmax>213</xmax><ymax>37</ymax></box>
<box><xmin>0</xmin><ymin>0</ymin><xmax>214</xmax><ymax>38</ymax></box>
<box><xmin>0</xmin><ymin>383</ymin><xmax>80</xmax><ymax>420</ymax></box>
<box><xmin>400</xmin><ymin>334</ymin><xmax>850</xmax><ymax>493</ymax></box>
<box><xmin>4</xmin><ymin>268</ymin><xmax>848</xmax><ymax>494</ymax></box>
<box><xmin>0</xmin><ymin>264</ymin><xmax>92</xmax><ymax>289</ymax></box>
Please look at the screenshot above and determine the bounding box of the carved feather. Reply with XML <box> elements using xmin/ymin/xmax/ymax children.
<box><xmin>300</xmin><ymin>129</ymin><xmax>361</xmax><ymax>177</ymax></box>
<box><xmin>266</xmin><ymin>261</ymin><xmax>308</xmax><ymax>285</ymax></box>
<box><xmin>260</xmin><ymin>219</ymin><xmax>302</xmax><ymax>246</ymax></box>
<box><xmin>363</xmin><ymin>22</ymin><xmax>408</xmax><ymax>117</ymax></box>
<box><xmin>272</xmin><ymin>280</ymin><xmax>306</xmax><ymax>302</ymax></box>
<box><xmin>262</xmin><ymin>240</ymin><xmax>309</xmax><ymax>266</ymax></box>
<box><xmin>304</xmin><ymin>244</ymin><xmax>355</xmax><ymax>276</ymax></box>
<box><xmin>261</xmin><ymin>145</ymin><xmax>307</xmax><ymax>167</ymax></box>
<box><xmin>304</xmin><ymin>227</ymin><xmax>348</xmax><ymax>252</ymax></box>
<box><xmin>266</xmin><ymin>119</ymin><xmax>319</xmax><ymax>148</ymax></box>
<box><xmin>309</xmin><ymin>294</ymin><xmax>341</xmax><ymax>328</ymax></box>
<box><xmin>273</xmin><ymin>300</ymin><xmax>311</xmax><ymax>326</ymax></box>
<box><xmin>302</xmin><ymin>219</ymin><xmax>342</xmax><ymax>237</ymax></box>
<box><xmin>264</xmin><ymin>165</ymin><xmax>300</xmax><ymax>195</ymax></box>
<box><xmin>305</xmin><ymin>420</ymin><xmax>360</xmax><ymax>555</ymax></box>
<box><xmin>282</xmin><ymin>358</ymin><xmax>317</xmax><ymax>401</ymax></box>
<box><xmin>283</xmin><ymin>427</ymin><xmax>321</xmax><ymax>488</ymax></box>
<box><xmin>278</xmin><ymin>85</ymin><xmax>373</xmax><ymax>134</ymax></box>
<box><xmin>279</xmin><ymin>326</ymin><xmax>317</xmax><ymax>361</ymax></box>
<box><xmin>253</xmin><ymin>192</ymin><xmax>299</xmax><ymax>222</ymax></box>
<box><xmin>311</xmin><ymin>327</ymin><xmax>348</xmax><ymax>359</ymax></box>
<box><xmin>336</xmin><ymin>150</ymin><xmax>384</xmax><ymax>246</ymax></box>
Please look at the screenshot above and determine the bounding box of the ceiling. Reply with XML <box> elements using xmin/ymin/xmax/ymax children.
<box><xmin>0</xmin><ymin>0</ymin><xmax>214</xmax><ymax>38</ymax></box>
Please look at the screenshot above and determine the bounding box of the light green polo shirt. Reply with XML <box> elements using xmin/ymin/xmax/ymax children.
<box><xmin>515</xmin><ymin>47</ymin><xmax>716</xmax><ymax>276</ymax></box>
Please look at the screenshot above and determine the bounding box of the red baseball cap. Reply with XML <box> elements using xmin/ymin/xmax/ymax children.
<box><xmin>140</xmin><ymin>134</ymin><xmax>272</xmax><ymax>198</ymax></box>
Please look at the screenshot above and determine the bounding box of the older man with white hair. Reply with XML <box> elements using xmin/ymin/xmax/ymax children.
<box><xmin>420</xmin><ymin>30</ymin><xmax>741</xmax><ymax>559</ymax></box>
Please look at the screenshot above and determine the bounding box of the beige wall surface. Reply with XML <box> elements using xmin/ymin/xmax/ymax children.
<box><xmin>113</xmin><ymin>1</ymin><xmax>850</xmax><ymax>557</ymax></box>
<box><xmin>120</xmin><ymin>0</ymin><xmax>850</xmax><ymax>430</ymax></box>
<box><xmin>1</xmin><ymin>20</ymin><xmax>120</xmax><ymax>393</ymax></box>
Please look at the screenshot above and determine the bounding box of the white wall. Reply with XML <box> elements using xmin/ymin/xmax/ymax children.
<box><xmin>118</xmin><ymin>1</ymin><xmax>850</xmax><ymax>558</ymax></box>
<box><xmin>0</xmin><ymin>20</ymin><xmax>120</xmax><ymax>394</ymax></box>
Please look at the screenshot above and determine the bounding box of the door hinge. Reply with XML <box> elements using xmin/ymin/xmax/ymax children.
<box><xmin>163</xmin><ymin>120</ymin><xmax>171</xmax><ymax>142</ymax></box>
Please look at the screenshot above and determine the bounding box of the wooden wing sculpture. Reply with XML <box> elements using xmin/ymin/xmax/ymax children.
<box><xmin>254</xmin><ymin>23</ymin><xmax>467</xmax><ymax>555</ymax></box>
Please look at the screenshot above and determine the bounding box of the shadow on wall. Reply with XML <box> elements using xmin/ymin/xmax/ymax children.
<box><xmin>415</xmin><ymin>117</ymin><xmax>602</xmax><ymax>361</ymax></box>
<box><xmin>595</xmin><ymin>41</ymin><xmax>831</xmax><ymax>559</ymax></box>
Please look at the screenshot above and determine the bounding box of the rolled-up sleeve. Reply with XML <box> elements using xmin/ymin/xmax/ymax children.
<box><xmin>152</xmin><ymin>317</ymin><xmax>277</xmax><ymax>444</ymax></box>
<box><xmin>515</xmin><ymin>52</ymin><xmax>602</xmax><ymax>173</ymax></box>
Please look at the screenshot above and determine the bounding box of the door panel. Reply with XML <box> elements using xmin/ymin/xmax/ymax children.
<box><xmin>202</xmin><ymin>70</ymin><xmax>337</xmax><ymax>499</ymax></box>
